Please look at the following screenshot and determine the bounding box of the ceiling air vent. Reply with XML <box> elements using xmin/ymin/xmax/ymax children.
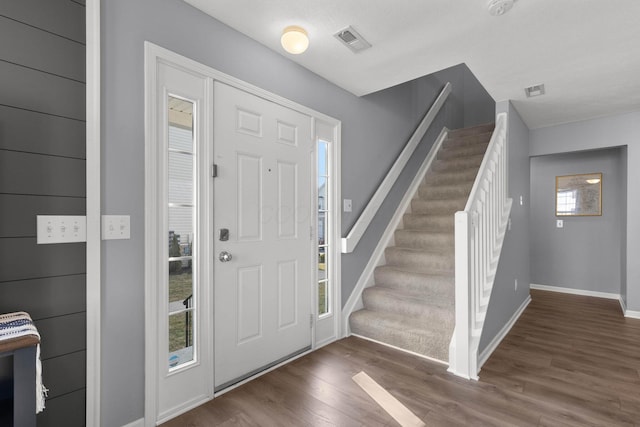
<box><xmin>334</xmin><ymin>26</ymin><xmax>371</xmax><ymax>53</ymax></box>
<box><xmin>525</xmin><ymin>84</ymin><xmax>546</xmax><ymax>98</ymax></box>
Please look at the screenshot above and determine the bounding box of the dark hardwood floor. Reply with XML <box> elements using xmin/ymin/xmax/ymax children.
<box><xmin>163</xmin><ymin>290</ymin><xmax>640</xmax><ymax>426</ymax></box>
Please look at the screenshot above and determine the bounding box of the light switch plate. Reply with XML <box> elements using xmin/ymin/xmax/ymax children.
<box><xmin>556</xmin><ymin>219</ymin><xmax>564</xmax><ymax>228</ymax></box>
<box><xmin>102</xmin><ymin>215</ymin><xmax>131</xmax><ymax>240</ymax></box>
<box><xmin>37</xmin><ymin>215</ymin><xmax>87</xmax><ymax>244</ymax></box>
<box><xmin>343</xmin><ymin>199</ymin><xmax>352</xmax><ymax>212</ymax></box>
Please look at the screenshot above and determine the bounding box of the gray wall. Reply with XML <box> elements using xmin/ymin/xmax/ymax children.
<box><xmin>463</xmin><ymin>67</ymin><xmax>496</xmax><ymax>128</ymax></box>
<box><xmin>102</xmin><ymin>1</ymin><xmax>495</xmax><ymax>425</ymax></box>
<box><xmin>0</xmin><ymin>1</ymin><xmax>86</xmax><ymax>426</ymax></box>
<box><xmin>529</xmin><ymin>149</ymin><xmax>624</xmax><ymax>294</ymax></box>
<box><xmin>530</xmin><ymin>111</ymin><xmax>640</xmax><ymax>311</ymax></box>
<box><xmin>479</xmin><ymin>101</ymin><xmax>531</xmax><ymax>354</ymax></box>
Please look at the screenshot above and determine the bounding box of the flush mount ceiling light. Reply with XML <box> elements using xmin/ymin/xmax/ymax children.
<box><xmin>281</xmin><ymin>26</ymin><xmax>309</xmax><ymax>54</ymax></box>
<box><xmin>488</xmin><ymin>0</ymin><xmax>515</xmax><ymax>16</ymax></box>
<box><xmin>586</xmin><ymin>178</ymin><xmax>601</xmax><ymax>184</ymax></box>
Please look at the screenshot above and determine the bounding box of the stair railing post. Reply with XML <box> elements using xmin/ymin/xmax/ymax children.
<box><xmin>450</xmin><ymin>210</ymin><xmax>472</xmax><ymax>378</ymax></box>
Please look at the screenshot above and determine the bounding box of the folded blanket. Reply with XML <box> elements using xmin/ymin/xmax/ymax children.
<box><xmin>0</xmin><ymin>311</ymin><xmax>48</xmax><ymax>413</ymax></box>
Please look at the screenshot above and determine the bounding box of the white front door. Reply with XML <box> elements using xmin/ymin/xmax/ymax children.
<box><xmin>213</xmin><ymin>81</ymin><xmax>313</xmax><ymax>390</ymax></box>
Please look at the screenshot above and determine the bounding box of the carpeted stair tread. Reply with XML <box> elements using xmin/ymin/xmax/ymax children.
<box><xmin>349</xmin><ymin>122</ymin><xmax>494</xmax><ymax>362</ymax></box>
<box><xmin>350</xmin><ymin>310</ymin><xmax>452</xmax><ymax>361</ymax></box>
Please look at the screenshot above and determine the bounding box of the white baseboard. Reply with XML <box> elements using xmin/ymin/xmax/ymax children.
<box><xmin>341</xmin><ymin>128</ymin><xmax>449</xmax><ymax>337</ymax></box>
<box><xmin>619</xmin><ymin>296</ymin><xmax>627</xmax><ymax>316</ymax></box>
<box><xmin>530</xmin><ymin>283</ymin><xmax>640</xmax><ymax>319</ymax></box>
<box><xmin>530</xmin><ymin>283</ymin><xmax>620</xmax><ymax>300</ymax></box>
<box><xmin>618</xmin><ymin>295</ymin><xmax>640</xmax><ymax>318</ymax></box>
<box><xmin>477</xmin><ymin>294</ymin><xmax>531</xmax><ymax>370</ymax></box>
<box><xmin>624</xmin><ymin>309</ymin><xmax>640</xmax><ymax>319</ymax></box>
<box><xmin>121</xmin><ymin>418</ymin><xmax>144</xmax><ymax>427</ymax></box>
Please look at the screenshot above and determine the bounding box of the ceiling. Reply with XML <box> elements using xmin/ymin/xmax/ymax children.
<box><xmin>185</xmin><ymin>0</ymin><xmax>640</xmax><ymax>129</ymax></box>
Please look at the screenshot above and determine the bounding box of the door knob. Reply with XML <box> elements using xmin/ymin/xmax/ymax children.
<box><xmin>218</xmin><ymin>251</ymin><xmax>233</xmax><ymax>262</ymax></box>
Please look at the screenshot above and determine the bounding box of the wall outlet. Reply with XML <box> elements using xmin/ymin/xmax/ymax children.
<box><xmin>556</xmin><ymin>219</ymin><xmax>564</xmax><ymax>228</ymax></box>
<box><xmin>102</xmin><ymin>215</ymin><xmax>131</xmax><ymax>240</ymax></box>
<box><xmin>37</xmin><ymin>215</ymin><xmax>87</xmax><ymax>244</ymax></box>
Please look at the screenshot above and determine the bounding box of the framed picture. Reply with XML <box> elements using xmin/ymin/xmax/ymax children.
<box><xmin>556</xmin><ymin>173</ymin><xmax>602</xmax><ymax>216</ymax></box>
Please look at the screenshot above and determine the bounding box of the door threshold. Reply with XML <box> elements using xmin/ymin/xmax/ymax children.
<box><xmin>214</xmin><ymin>345</ymin><xmax>312</xmax><ymax>396</ymax></box>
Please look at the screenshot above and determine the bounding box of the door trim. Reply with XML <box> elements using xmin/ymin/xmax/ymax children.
<box><xmin>144</xmin><ymin>42</ymin><xmax>341</xmax><ymax>425</ymax></box>
<box><xmin>86</xmin><ymin>1</ymin><xmax>101</xmax><ymax>425</ymax></box>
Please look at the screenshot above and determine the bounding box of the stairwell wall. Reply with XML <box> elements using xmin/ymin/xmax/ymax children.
<box><xmin>463</xmin><ymin>68</ymin><xmax>496</xmax><ymax>128</ymax></box>
<box><xmin>479</xmin><ymin>101</ymin><xmax>531</xmax><ymax>354</ymax></box>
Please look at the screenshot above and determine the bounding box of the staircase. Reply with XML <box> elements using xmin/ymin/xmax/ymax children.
<box><xmin>349</xmin><ymin>122</ymin><xmax>495</xmax><ymax>362</ymax></box>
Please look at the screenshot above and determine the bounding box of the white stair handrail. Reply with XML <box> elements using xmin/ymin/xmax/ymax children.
<box><xmin>341</xmin><ymin>82</ymin><xmax>452</xmax><ymax>253</ymax></box>
<box><xmin>448</xmin><ymin>112</ymin><xmax>512</xmax><ymax>380</ymax></box>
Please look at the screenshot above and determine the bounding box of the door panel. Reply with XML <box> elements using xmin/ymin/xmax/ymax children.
<box><xmin>237</xmin><ymin>154</ymin><xmax>263</xmax><ymax>241</ymax></box>
<box><xmin>213</xmin><ymin>81</ymin><xmax>313</xmax><ymax>389</ymax></box>
<box><xmin>277</xmin><ymin>161</ymin><xmax>298</xmax><ymax>238</ymax></box>
<box><xmin>277</xmin><ymin>260</ymin><xmax>298</xmax><ymax>329</ymax></box>
<box><xmin>237</xmin><ymin>265</ymin><xmax>263</xmax><ymax>343</ymax></box>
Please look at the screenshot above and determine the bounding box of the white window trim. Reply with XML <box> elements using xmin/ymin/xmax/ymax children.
<box><xmin>144</xmin><ymin>42</ymin><xmax>341</xmax><ymax>425</ymax></box>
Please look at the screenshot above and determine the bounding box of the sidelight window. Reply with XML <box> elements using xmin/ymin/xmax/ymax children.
<box><xmin>167</xmin><ymin>95</ymin><xmax>196</xmax><ymax>370</ymax></box>
<box><xmin>318</xmin><ymin>140</ymin><xmax>331</xmax><ymax>317</ymax></box>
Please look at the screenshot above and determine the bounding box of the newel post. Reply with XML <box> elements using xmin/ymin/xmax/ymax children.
<box><xmin>448</xmin><ymin>210</ymin><xmax>472</xmax><ymax>379</ymax></box>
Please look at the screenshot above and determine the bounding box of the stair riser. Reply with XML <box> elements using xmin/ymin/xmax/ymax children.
<box><xmin>448</xmin><ymin>124</ymin><xmax>495</xmax><ymax>139</ymax></box>
<box><xmin>374</xmin><ymin>268</ymin><xmax>454</xmax><ymax>297</ymax></box>
<box><xmin>349</xmin><ymin>312</ymin><xmax>450</xmax><ymax>361</ymax></box>
<box><xmin>394</xmin><ymin>230</ymin><xmax>453</xmax><ymax>251</ymax></box>
<box><xmin>424</xmin><ymin>170</ymin><xmax>478</xmax><ymax>186</ymax></box>
<box><xmin>411</xmin><ymin>198</ymin><xmax>466</xmax><ymax>215</ymax></box>
<box><xmin>438</xmin><ymin>143</ymin><xmax>489</xmax><ymax>160</ymax></box>
<box><xmin>432</xmin><ymin>156</ymin><xmax>483</xmax><ymax>172</ymax></box>
<box><xmin>418</xmin><ymin>184</ymin><xmax>472</xmax><ymax>199</ymax></box>
<box><xmin>444</xmin><ymin>132</ymin><xmax>493</xmax><ymax>148</ymax></box>
<box><xmin>403</xmin><ymin>215</ymin><xmax>453</xmax><ymax>231</ymax></box>
<box><xmin>385</xmin><ymin>248</ymin><xmax>454</xmax><ymax>272</ymax></box>
<box><xmin>362</xmin><ymin>289</ymin><xmax>454</xmax><ymax>323</ymax></box>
